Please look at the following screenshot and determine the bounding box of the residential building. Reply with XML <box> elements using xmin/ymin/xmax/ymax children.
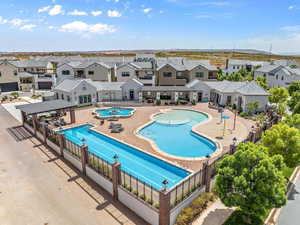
<box><xmin>254</xmin><ymin>65</ymin><xmax>300</xmax><ymax>88</ymax></box>
<box><xmin>224</xmin><ymin>59</ymin><xmax>268</xmax><ymax>75</ymax></box>
<box><xmin>0</xmin><ymin>60</ymin><xmax>19</xmax><ymax>92</ymax></box>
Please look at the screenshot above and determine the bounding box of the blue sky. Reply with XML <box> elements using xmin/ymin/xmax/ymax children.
<box><xmin>0</xmin><ymin>0</ymin><xmax>299</xmax><ymax>53</ymax></box>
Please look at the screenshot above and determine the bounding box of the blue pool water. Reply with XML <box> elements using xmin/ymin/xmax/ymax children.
<box><xmin>59</xmin><ymin>124</ymin><xmax>190</xmax><ymax>189</ymax></box>
<box><xmin>138</xmin><ymin>110</ymin><xmax>217</xmax><ymax>158</ymax></box>
<box><xmin>96</xmin><ymin>107</ymin><xmax>134</xmax><ymax>117</ymax></box>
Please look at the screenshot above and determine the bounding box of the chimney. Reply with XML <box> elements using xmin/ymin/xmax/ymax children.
<box><xmin>225</xmin><ymin>58</ymin><xmax>229</xmax><ymax>69</ymax></box>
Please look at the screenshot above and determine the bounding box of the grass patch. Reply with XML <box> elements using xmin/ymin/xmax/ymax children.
<box><xmin>283</xmin><ymin>167</ymin><xmax>295</xmax><ymax>180</ymax></box>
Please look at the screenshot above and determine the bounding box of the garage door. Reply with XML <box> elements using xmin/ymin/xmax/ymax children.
<box><xmin>0</xmin><ymin>82</ymin><xmax>19</xmax><ymax>92</ymax></box>
<box><xmin>38</xmin><ymin>82</ymin><xmax>52</xmax><ymax>90</ymax></box>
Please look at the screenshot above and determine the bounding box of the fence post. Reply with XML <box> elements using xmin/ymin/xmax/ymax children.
<box><xmin>159</xmin><ymin>190</ymin><xmax>171</xmax><ymax>225</ymax></box>
<box><xmin>112</xmin><ymin>162</ymin><xmax>121</xmax><ymax>201</ymax></box>
<box><xmin>58</xmin><ymin>133</ymin><xmax>64</xmax><ymax>158</ymax></box>
<box><xmin>205</xmin><ymin>163</ymin><xmax>212</xmax><ymax>192</ymax></box>
<box><xmin>43</xmin><ymin>124</ymin><xmax>48</xmax><ymax>146</ymax></box>
<box><xmin>81</xmin><ymin>145</ymin><xmax>88</xmax><ymax>175</ymax></box>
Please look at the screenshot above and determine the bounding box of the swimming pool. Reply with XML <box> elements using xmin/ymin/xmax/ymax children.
<box><xmin>59</xmin><ymin>124</ymin><xmax>190</xmax><ymax>189</ymax></box>
<box><xmin>138</xmin><ymin>110</ymin><xmax>217</xmax><ymax>158</ymax></box>
<box><xmin>96</xmin><ymin>107</ymin><xmax>135</xmax><ymax>118</ymax></box>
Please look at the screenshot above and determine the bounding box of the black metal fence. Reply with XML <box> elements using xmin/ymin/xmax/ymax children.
<box><xmin>120</xmin><ymin>169</ymin><xmax>160</xmax><ymax>208</ymax></box>
<box><xmin>64</xmin><ymin>138</ymin><xmax>82</xmax><ymax>160</ymax></box>
<box><xmin>169</xmin><ymin>169</ymin><xmax>204</xmax><ymax>209</ymax></box>
<box><xmin>87</xmin><ymin>151</ymin><xmax>113</xmax><ymax>180</ymax></box>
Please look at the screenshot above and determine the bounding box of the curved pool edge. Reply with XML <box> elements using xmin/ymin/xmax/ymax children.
<box><xmin>134</xmin><ymin>108</ymin><xmax>223</xmax><ymax>162</ymax></box>
<box><xmin>93</xmin><ymin>107</ymin><xmax>136</xmax><ymax>119</ymax></box>
<box><xmin>87</xmin><ymin>126</ymin><xmax>194</xmax><ymax>174</ymax></box>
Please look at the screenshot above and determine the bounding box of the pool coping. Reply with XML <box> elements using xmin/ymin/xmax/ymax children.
<box><xmin>93</xmin><ymin>107</ymin><xmax>136</xmax><ymax>119</ymax></box>
<box><xmin>56</xmin><ymin>122</ymin><xmax>194</xmax><ymax>174</ymax></box>
<box><xmin>134</xmin><ymin>108</ymin><xmax>223</xmax><ymax>162</ymax></box>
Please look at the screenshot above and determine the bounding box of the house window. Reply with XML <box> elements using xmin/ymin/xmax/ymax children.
<box><xmin>24</xmin><ymin>68</ymin><xmax>27</xmax><ymax>72</ymax></box>
<box><xmin>14</xmin><ymin>71</ymin><xmax>17</xmax><ymax>76</ymax></box>
<box><xmin>237</xmin><ymin>66</ymin><xmax>240</xmax><ymax>69</ymax></box>
<box><xmin>276</xmin><ymin>75</ymin><xmax>279</xmax><ymax>80</ymax></box>
<box><xmin>62</xmin><ymin>70</ymin><xmax>70</xmax><ymax>75</ymax></box>
<box><xmin>122</xmin><ymin>72</ymin><xmax>130</xmax><ymax>77</ymax></box>
<box><xmin>61</xmin><ymin>94</ymin><xmax>64</xmax><ymax>100</ymax></box>
<box><xmin>281</xmin><ymin>76</ymin><xmax>284</xmax><ymax>81</ymax></box>
<box><xmin>135</xmin><ymin>71</ymin><xmax>139</xmax><ymax>76</ymax></box>
<box><xmin>0</xmin><ymin>72</ymin><xmax>1</xmax><ymax>77</ymax></box>
<box><xmin>67</xmin><ymin>96</ymin><xmax>71</xmax><ymax>102</ymax></box>
<box><xmin>233</xmin><ymin>66</ymin><xmax>235</xmax><ymax>69</ymax></box>
<box><xmin>88</xmin><ymin>71</ymin><xmax>94</xmax><ymax>75</ymax></box>
<box><xmin>195</xmin><ymin>72</ymin><xmax>204</xmax><ymax>78</ymax></box>
<box><xmin>163</xmin><ymin>72</ymin><xmax>172</xmax><ymax>77</ymax></box>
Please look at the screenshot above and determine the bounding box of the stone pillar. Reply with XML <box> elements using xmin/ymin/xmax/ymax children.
<box><xmin>138</xmin><ymin>91</ymin><xmax>143</xmax><ymax>102</ymax></box>
<box><xmin>112</xmin><ymin>162</ymin><xmax>121</xmax><ymax>201</ymax></box>
<box><xmin>32</xmin><ymin>114</ymin><xmax>38</xmax><ymax>136</ymax></box>
<box><xmin>202</xmin><ymin>162</ymin><xmax>212</xmax><ymax>192</ymax></box>
<box><xmin>81</xmin><ymin>145</ymin><xmax>88</xmax><ymax>175</ymax></box>
<box><xmin>159</xmin><ymin>191</ymin><xmax>171</xmax><ymax>225</ymax></box>
<box><xmin>156</xmin><ymin>92</ymin><xmax>160</xmax><ymax>100</ymax></box>
<box><xmin>70</xmin><ymin>108</ymin><xmax>76</xmax><ymax>124</ymax></box>
<box><xmin>174</xmin><ymin>92</ymin><xmax>178</xmax><ymax>102</ymax></box>
<box><xmin>58</xmin><ymin>133</ymin><xmax>65</xmax><ymax>158</ymax></box>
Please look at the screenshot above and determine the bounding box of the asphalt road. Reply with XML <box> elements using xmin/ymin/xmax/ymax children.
<box><xmin>0</xmin><ymin>105</ymin><xmax>146</xmax><ymax>225</ymax></box>
<box><xmin>278</xmin><ymin>174</ymin><xmax>300</xmax><ymax>225</ymax></box>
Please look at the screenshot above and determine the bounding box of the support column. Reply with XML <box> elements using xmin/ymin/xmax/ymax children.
<box><xmin>159</xmin><ymin>191</ymin><xmax>171</xmax><ymax>225</ymax></box>
<box><xmin>202</xmin><ymin>162</ymin><xmax>212</xmax><ymax>192</ymax></box>
<box><xmin>21</xmin><ymin>111</ymin><xmax>26</xmax><ymax>125</ymax></box>
<box><xmin>112</xmin><ymin>162</ymin><xmax>121</xmax><ymax>201</ymax></box>
<box><xmin>81</xmin><ymin>145</ymin><xmax>88</xmax><ymax>175</ymax></box>
<box><xmin>32</xmin><ymin>114</ymin><xmax>38</xmax><ymax>136</ymax></box>
<box><xmin>43</xmin><ymin>124</ymin><xmax>48</xmax><ymax>146</ymax></box>
<box><xmin>58</xmin><ymin>133</ymin><xmax>65</xmax><ymax>158</ymax></box>
<box><xmin>70</xmin><ymin>108</ymin><xmax>76</xmax><ymax>124</ymax></box>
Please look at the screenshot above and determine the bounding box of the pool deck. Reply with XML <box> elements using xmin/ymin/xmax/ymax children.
<box><xmin>62</xmin><ymin>103</ymin><xmax>254</xmax><ymax>171</ymax></box>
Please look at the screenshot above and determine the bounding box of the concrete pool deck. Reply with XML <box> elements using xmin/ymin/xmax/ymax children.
<box><xmin>62</xmin><ymin>103</ymin><xmax>254</xmax><ymax>171</ymax></box>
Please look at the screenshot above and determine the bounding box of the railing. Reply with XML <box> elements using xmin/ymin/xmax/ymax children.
<box><xmin>46</xmin><ymin>126</ymin><xmax>59</xmax><ymax>145</ymax></box>
<box><xmin>87</xmin><ymin>151</ymin><xmax>113</xmax><ymax>180</ymax></box>
<box><xmin>64</xmin><ymin>138</ymin><xmax>82</xmax><ymax>160</ymax></box>
<box><xmin>120</xmin><ymin>169</ymin><xmax>160</xmax><ymax>208</ymax></box>
<box><xmin>169</xmin><ymin>169</ymin><xmax>204</xmax><ymax>209</ymax></box>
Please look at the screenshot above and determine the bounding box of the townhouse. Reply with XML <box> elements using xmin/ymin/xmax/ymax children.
<box><xmin>52</xmin><ymin>77</ymin><xmax>269</xmax><ymax>112</ymax></box>
<box><xmin>254</xmin><ymin>64</ymin><xmax>300</xmax><ymax>88</ymax></box>
<box><xmin>156</xmin><ymin>59</ymin><xmax>218</xmax><ymax>86</ymax></box>
<box><xmin>223</xmin><ymin>59</ymin><xmax>268</xmax><ymax>75</ymax></box>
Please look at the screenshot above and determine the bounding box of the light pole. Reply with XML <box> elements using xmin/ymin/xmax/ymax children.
<box><xmin>113</xmin><ymin>154</ymin><xmax>119</xmax><ymax>163</ymax></box>
<box><xmin>162</xmin><ymin>179</ymin><xmax>169</xmax><ymax>191</ymax></box>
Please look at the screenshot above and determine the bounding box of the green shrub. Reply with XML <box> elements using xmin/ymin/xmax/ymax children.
<box><xmin>191</xmin><ymin>100</ymin><xmax>196</xmax><ymax>105</ymax></box>
<box><xmin>139</xmin><ymin>194</ymin><xmax>146</xmax><ymax>201</ymax></box>
<box><xmin>175</xmin><ymin>192</ymin><xmax>216</xmax><ymax>225</ymax></box>
<box><xmin>154</xmin><ymin>203</ymin><xmax>159</xmax><ymax>209</ymax></box>
<box><xmin>239</xmin><ymin>112</ymin><xmax>248</xmax><ymax>117</ymax></box>
<box><xmin>146</xmin><ymin>198</ymin><xmax>154</xmax><ymax>205</ymax></box>
<box><xmin>156</xmin><ymin>100</ymin><xmax>161</xmax><ymax>106</ymax></box>
<box><xmin>133</xmin><ymin>190</ymin><xmax>139</xmax><ymax>196</ymax></box>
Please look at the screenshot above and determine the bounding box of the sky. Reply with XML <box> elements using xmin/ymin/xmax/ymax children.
<box><xmin>0</xmin><ymin>0</ymin><xmax>299</xmax><ymax>53</ymax></box>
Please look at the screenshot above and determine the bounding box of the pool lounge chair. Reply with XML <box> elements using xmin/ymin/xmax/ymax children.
<box><xmin>111</xmin><ymin>127</ymin><xmax>124</xmax><ymax>133</ymax></box>
<box><xmin>109</xmin><ymin>122</ymin><xmax>122</xmax><ymax>129</ymax></box>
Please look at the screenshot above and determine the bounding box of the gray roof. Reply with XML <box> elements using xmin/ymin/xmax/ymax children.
<box><xmin>235</xmin><ymin>81</ymin><xmax>270</xmax><ymax>96</ymax></box>
<box><xmin>229</xmin><ymin>59</ymin><xmax>268</xmax><ymax>66</ymax></box>
<box><xmin>89</xmin><ymin>81</ymin><xmax>124</xmax><ymax>91</ymax></box>
<box><xmin>18</xmin><ymin>72</ymin><xmax>34</xmax><ymax>78</ymax></box>
<box><xmin>142</xmin><ymin>86</ymin><xmax>191</xmax><ymax>92</ymax></box>
<box><xmin>11</xmin><ymin>60</ymin><xmax>48</xmax><ymax>68</ymax></box>
<box><xmin>255</xmin><ymin>64</ymin><xmax>282</xmax><ymax>73</ymax></box>
<box><xmin>54</xmin><ymin>79</ymin><xmax>84</xmax><ymax>92</ymax></box>
<box><xmin>16</xmin><ymin>100</ymin><xmax>76</xmax><ymax>115</ymax></box>
<box><xmin>157</xmin><ymin>59</ymin><xmax>217</xmax><ymax>71</ymax></box>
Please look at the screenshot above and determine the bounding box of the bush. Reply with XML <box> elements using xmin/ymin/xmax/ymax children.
<box><xmin>156</xmin><ymin>99</ymin><xmax>161</xmax><ymax>106</ymax></box>
<box><xmin>10</xmin><ymin>92</ymin><xmax>19</xmax><ymax>99</ymax></box>
<box><xmin>146</xmin><ymin>198</ymin><xmax>154</xmax><ymax>205</ymax></box>
<box><xmin>191</xmin><ymin>100</ymin><xmax>196</xmax><ymax>105</ymax></box>
<box><xmin>175</xmin><ymin>192</ymin><xmax>216</xmax><ymax>225</ymax></box>
<box><xmin>239</xmin><ymin>112</ymin><xmax>248</xmax><ymax>117</ymax></box>
<box><xmin>139</xmin><ymin>194</ymin><xmax>146</xmax><ymax>201</ymax></box>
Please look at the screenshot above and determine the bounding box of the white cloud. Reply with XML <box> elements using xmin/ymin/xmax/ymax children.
<box><xmin>288</xmin><ymin>5</ymin><xmax>295</xmax><ymax>10</ymax></box>
<box><xmin>49</xmin><ymin>5</ymin><xmax>64</xmax><ymax>16</ymax></box>
<box><xmin>281</xmin><ymin>25</ymin><xmax>300</xmax><ymax>32</ymax></box>
<box><xmin>143</xmin><ymin>8</ymin><xmax>152</xmax><ymax>14</ymax></box>
<box><xmin>107</xmin><ymin>10</ymin><xmax>122</xmax><ymax>17</ymax></box>
<box><xmin>48</xmin><ymin>25</ymin><xmax>55</xmax><ymax>30</ymax></box>
<box><xmin>68</xmin><ymin>10</ymin><xmax>87</xmax><ymax>16</ymax></box>
<box><xmin>59</xmin><ymin>21</ymin><xmax>116</xmax><ymax>35</ymax></box>
<box><xmin>19</xmin><ymin>24</ymin><xmax>36</xmax><ymax>31</ymax></box>
<box><xmin>0</xmin><ymin>16</ymin><xmax>8</xmax><ymax>24</ymax></box>
<box><xmin>10</xmin><ymin>18</ymin><xmax>27</xmax><ymax>27</ymax></box>
<box><xmin>38</xmin><ymin>6</ymin><xmax>50</xmax><ymax>13</ymax></box>
<box><xmin>91</xmin><ymin>10</ymin><xmax>102</xmax><ymax>16</ymax></box>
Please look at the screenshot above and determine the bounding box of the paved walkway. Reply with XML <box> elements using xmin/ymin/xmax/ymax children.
<box><xmin>278</xmin><ymin>173</ymin><xmax>300</xmax><ymax>225</ymax></box>
<box><xmin>0</xmin><ymin>106</ymin><xmax>146</xmax><ymax>225</ymax></box>
<box><xmin>193</xmin><ymin>200</ymin><xmax>234</xmax><ymax>225</ymax></box>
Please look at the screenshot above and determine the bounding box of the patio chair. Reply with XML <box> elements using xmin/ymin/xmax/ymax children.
<box><xmin>111</xmin><ymin>127</ymin><xmax>124</xmax><ymax>133</ymax></box>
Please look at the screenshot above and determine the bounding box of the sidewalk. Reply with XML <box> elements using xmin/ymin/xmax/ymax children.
<box><xmin>193</xmin><ymin>200</ymin><xmax>234</xmax><ymax>225</ymax></box>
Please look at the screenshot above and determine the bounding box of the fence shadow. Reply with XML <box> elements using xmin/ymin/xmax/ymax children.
<box><xmin>6</xmin><ymin>125</ymin><xmax>32</xmax><ymax>142</ymax></box>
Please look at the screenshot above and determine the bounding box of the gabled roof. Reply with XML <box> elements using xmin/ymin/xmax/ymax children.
<box><xmin>235</xmin><ymin>81</ymin><xmax>270</xmax><ymax>96</ymax></box>
<box><xmin>255</xmin><ymin>64</ymin><xmax>282</xmax><ymax>73</ymax></box>
<box><xmin>10</xmin><ymin>60</ymin><xmax>48</xmax><ymax>68</ymax></box>
<box><xmin>89</xmin><ymin>80</ymin><xmax>124</xmax><ymax>91</ymax></box>
<box><xmin>121</xmin><ymin>78</ymin><xmax>144</xmax><ymax>88</ymax></box>
<box><xmin>117</xmin><ymin>62</ymin><xmax>142</xmax><ymax>70</ymax></box>
<box><xmin>54</xmin><ymin>79</ymin><xmax>93</xmax><ymax>92</ymax></box>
